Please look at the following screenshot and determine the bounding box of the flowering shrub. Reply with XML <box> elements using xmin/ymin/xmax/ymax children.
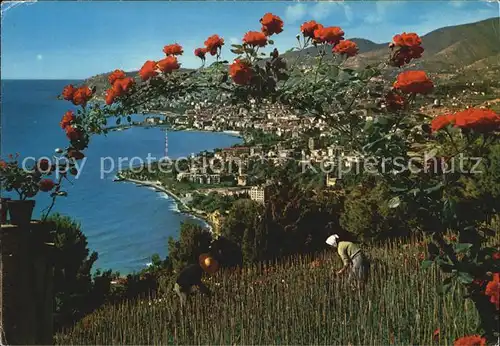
<box><xmin>0</xmin><ymin>154</ymin><xmax>57</xmax><ymax>200</ymax></box>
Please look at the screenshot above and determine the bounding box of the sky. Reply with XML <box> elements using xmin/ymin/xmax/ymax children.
<box><xmin>1</xmin><ymin>0</ymin><xmax>499</xmax><ymax>80</ymax></box>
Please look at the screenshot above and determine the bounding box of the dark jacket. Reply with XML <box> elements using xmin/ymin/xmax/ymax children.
<box><xmin>176</xmin><ymin>264</ymin><xmax>203</xmax><ymax>288</ymax></box>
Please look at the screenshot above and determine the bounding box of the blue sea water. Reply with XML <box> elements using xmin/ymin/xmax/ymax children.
<box><xmin>1</xmin><ymin>79</ymin><xmax>241</xmax><ymax>274</ymax></box>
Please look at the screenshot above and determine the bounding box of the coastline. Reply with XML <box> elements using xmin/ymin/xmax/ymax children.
<box><xmin>117</xmin><ymin>177</ymin><xmax>213</xmax><ymax>232</ymax></box>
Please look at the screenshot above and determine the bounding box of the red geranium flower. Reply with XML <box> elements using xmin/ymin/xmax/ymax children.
<box><xmin>139</xmin><ymin>60</ymin><xmax>158</xmax><ymax>81</ymax></box>
<box><xmin>333</xmin><ymin>40</ymin><xmax>359</xmax><ymax>57</ymax></box>
<box><xmin>392</xmin><ymin>32</ymin><xmax>422</xmax><ymax>47</ymax></box>
<box><xmin>313</xmin><ymin>26</ymin><xmax>344</xmax><ymax>45</ymax></box>
<box><xmin>485</xmin><ymin>273</ymin><xmax>499</xmax><ymax>310</ymax></box>
<box><xmin>72</xmin><ymin>86</ymin><xmax>93</xmax><ymax>106</ymax></box>
<box><xmin>163</xmin><ymin>43</ymin><xmax>184</xmax><ymax>56</ymax></box>
<box><xmin>431</xmin><ymin>113</ymin><xmax>455</xmax><ymax>132</ymax></box>
<box><xmin>62</xmin><ymin>84</ymin><xmax>76</xmax><ymax>101</ymax></box>
<box><xmin>157</xmin><ymin>56</ymin><xmax>180</xmax><ymax>74</ymax></box>
<box><xmin>67</xmin><ymin>149</ymin><xmax>85</xmax><ymax>160</ymax></box>
<box><xmin>66</xmin><ymin>126</ymin><xmax>83</xmax><ymax>141</ymax></box>
<box><xmin>204</xmin><ymin>34</ymin><xmax>225</xmax><ymax>56</ymax></box>
<box><xmin>39</xmin><ymin>179</ymin><xmax>55</xmax><ymax>192</ymax></box>
<box><xmin>112</xmin><ymin>77</ymin><xmax>135</xmax><ymax>94</ymax></box>
<box><xmin>194</xmin><ymin>48</ymin><xmax>207</xmax><ymax>60</ymax></box>
<box><xmin>108</xmin><ymin>69</ymin><xmax>126</xmax><ymax>85</ymax></box>
<box><xmin>393</xmin><ymin>70</ymin><xmax>434</xmax><ymax>94</ymax></box>
<box><xmin>38</xmin><ymin>159</ymin><xmax>50</xmax><ymax>172</ymax></box>
<box><xmin>105</xmin><ymin>88</ymin><xmax>117</xmax><ymax>105</ymax></box>
<box><xmin>453</xmin><ymin>335</ymin><xmax>487</xmax><ymax>346</ymax></box>
<box><xmin>229</xmin><ymin>59</ymin><xmax>253</xmax><ymax>85</ymax></box>
<box><xmin>243</xmin><ymin>31</ymin><xmax>268</xmax><ymax>47</ymax></box>
<box><xmin>60</xmin><ymin>111</ymin><xmax>75</xmax><ymax>129</ymax></box>
<box><xmin>260</xmin><ymin>13</ymin><xmax>283</xmax><ymax>36</ymax></box>
<box><xmin>301</xmin><ymin>20</ymin><xmax>320</xmax><ymax>39</ymax></box>
<box><xmin>454</xmin><ymin>108</ymin><xmax>500</xmax><ymax>133</ymax></box>
<box><xmin>493</xmin><ymin>252</ymin><xmax>500</xmax><ymax>260</ymax></box>
<box><xmin>0</xmin><ymin>160</ymin><xmax>7</xmax><ymax>169</ymax></box>
<box><xmin>385</xmin><ymin>91</ymin><xmax>406</xmax><ymax>111</ymax></box>
<box><xmin>390</xmin><ymin>32</ymin><xmax>424</xmax><ymax>67</ymax></box>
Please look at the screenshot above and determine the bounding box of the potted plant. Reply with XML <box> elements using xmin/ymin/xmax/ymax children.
<box><xmin>1</xmin><ymin>197</ymin><xmax>11</xmax><ymax>224</ymax></box>
<box><xmin>0</xmin><ymin>154</ymin><xmax>58</xmax><ymax>226</ymax></box>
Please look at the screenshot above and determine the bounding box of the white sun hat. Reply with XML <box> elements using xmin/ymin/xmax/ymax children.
<box><xmin>326</xmin><ymin>234</ymin><xmax>340</xmax><ymax>247</ymax></box>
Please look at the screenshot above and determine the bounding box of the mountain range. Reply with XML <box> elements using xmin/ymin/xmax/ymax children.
<box><xmin>85</xmin><ymin>17</ymin><xmax>500</xmax><ymax>90</ymax></box>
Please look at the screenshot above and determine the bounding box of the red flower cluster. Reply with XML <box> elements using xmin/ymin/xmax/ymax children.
<box><xmin>431</xmin><ymin>113</ymin><xmax>455</xmax><ymax>132</ymax></box>
<box><xmin>432</xmin><ymin>108</ymin><xmax>500</xmax><ymax>133</ymax></box>
<box><xmin>229</xmin><ymin>59</ymin><xmax>253</xmax><ymax>85</ymax></box>
<box><xmin>38</xmin><ymin>159</ymin><xmax>50</xmax><ymax>172</ymax></box>
<box><xmin>485</xmin><ymin>273</ymin><xmax>499</xmax><ymax>310</ymax></box>
<box><xmin>72</xmin><ymin>86</ymin><xmax>93</xmax><ymax>106</ymax></box>
<box><xmin>139</xmin><ymin>60</ymin><xmax>158</xmax><ymax>81</ymax></box>
<box><xmin>157</xmin><ymin>56</ymin><xmax>180</xmax><ymax>74</ymax></box>
<box><xmin>204</xmin><ymin>34</ymin><xmax>225</xmax><ymax>56</ymax></box>
<box><xmin>194</xmin><ymin>47</ymin><xmax>207</xmax><ymax>60</ymax></box>
<box><xmin>108</xmin><ymin>69</ymin><xmax>126</xmax><ymax>85</ymax></box>
<box><xmin>385</xmin><ymin>91</ymin><xmax>406</xmax><ymax>111</ymax></box>
<box><xmin>0</xmin><ymin>160</ymin><xmax>7</xmax><ymax>169</ymax></box>
<box><xmin>332</xmin><ymin>40</ymin><xmax>358</xmax><ymax>57</ymax></box>
<box><xmin>39</xmin><ymin>179</ymin><xmax>55</xmax><ymax>192</ymax></box>
<box><xmin>243</xmin><ymin>31</ymin><xmax>268</xmax><ymax>47</ymax></box>
<box><xmin>390</xmin><ymin>32</ymin><xmax>424</xmax><ymax>67</ymax></box>
<box><xmin>67</xmin><ymin>149</ymin><xmax>85</xmax><ymax>160</ymax></box>
<box><xmin>313</xmin><ymin>26</ymin><xmax>344</xmax><ymax>45</ymax></box>
<box><xmin>260</xmin><ymin>13</ymin><xmax>283</xmax><ymax>36</ymax></box>
<box><xmin>62</xmin><ymin>84</ymin><xmax>76</xmax><ymax>101</ymax></box>
<box><xmin>60</xmin><ymin>110</ymin><xmax>75</xmax><ymax>129</ymax></box>
<box><xmin>65</xmin><ymin>126</ymin><xmax>83</xmax><ymax>141</ymax></box>
<box><xmin>301</xmin><ymin>20</ymin><xmax>320</xmax><ymax>39</ymax></box>
<box><xmin>454</xmin><ymin>108</ymin><xmax>500</xmax><ymax>132</ymax></box>
<box><xmin>393</xmin><ymin>70</ymin><xmax>434</xmax><ymax>94</ymax></box>
<box><xmin>453</xmin><ymin>335</ymin><xmax>487</xmax><ymax>346</ymax></box>
<box><xmin>106</xmin><ymin>70</ymin><xmax>135</xmax><ymax>105</ymax></box>
<box><xmin>493</xmin><ymin>252</ymin><xmax>500</xmax><ymax>260</ymax></box>
<box><xmin>163</xmin><ymin>43</ymin><xmax>183</xmax><ymax>56</ymax></box>
<box><xmin>62</xmin><ymin>84</ymin><xmax>93</xmax><ymax>106</ymax></box>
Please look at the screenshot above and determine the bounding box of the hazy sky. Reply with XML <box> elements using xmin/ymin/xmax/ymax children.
<box><xmin>1</xmin><ymin>0</ymin><xmax>499</xmax><ymax>79</ymax></box>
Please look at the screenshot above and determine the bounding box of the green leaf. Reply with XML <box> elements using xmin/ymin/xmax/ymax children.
<box><xmin>454</xmin><ymin>243</ymin><xmax>473</xmax><ymax>254</ymax></box>
<box><xmin>116</xmin><ymin>118</ymin><xmax>121</xmax><ymax>125</ymax></box>
<box><xmin>231</xmin><ymin>48</ymin><xmax>244</xmax><ymax>55</ymax></box>
<box><xmin>442</xmin><ymin>198</ymin><xmax>457</xmax><ymax>221</ymax></box>
<box><xmin>438</xmin><ymin>276</ymin><xmax>454</xmax><ymax>295</ymax></box>
<box><xmin>424</xmin><ymin>182</ymin><xmax>444</xmax><ymax>194</ymax></box>
<box><xmin>231</xmin><ymin>44</ymin><xmax>243</xmax><ymax>49</ymax></box>
<box><xmin>457</xmin><ymin>271</ymin><xmax>474</xmax><ymax>285</ymax></box>
<box><xmin>127</xmin><ymin>116</ymin><xmax>132</xmax><ymax>123</ymax></box>
<box><xmin>421</xmin><ymin>260</ymin><xmax>434</xmax><ymax>270</ymax></box>
<box><xmin>408</xmin><ymin>188</ymin><xmax>420</xmax><ymax>197</ymax></box>
<box><xmin>389</xmin><ymin>186</ymin><xmax>407</xmax><ymax>193</ymax></box>
<box><xmin>388</xmin><ymin>196</ymin><xmax>401</xmax><ymax>209</ymax></box>
<box><xmin>268</xmin><ymin>39</ymin><xmax>274</xmax><ymax>45</ymax></box>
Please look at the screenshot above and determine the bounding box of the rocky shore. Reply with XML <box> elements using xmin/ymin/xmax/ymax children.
<box><xmin>117</xmin><ymin>177</ymin><xmax>213</xmax><ymax>232</ymax></box>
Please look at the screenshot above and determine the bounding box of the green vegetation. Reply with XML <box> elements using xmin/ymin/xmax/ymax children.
<box><xmin>190</xmin><ymin>192</ymin><xmax>241</xmax><ymax>214</ymax></box>
<box><xmin>55</xmin><ymin>235</ymin><xmax>498</xmax><ymax>345</ymax></box>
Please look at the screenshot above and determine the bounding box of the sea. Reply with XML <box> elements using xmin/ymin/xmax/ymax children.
<box><xmin>0</xmin><ymin>79</ymin><xmax>242</xmax><ymax>274</ymax></box>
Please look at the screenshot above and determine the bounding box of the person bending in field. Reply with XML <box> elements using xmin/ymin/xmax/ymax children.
<box><xmin>174</xmin><ymin>253</ymin><xmax>219</xmax><ymax>307</ymax></box>
<box><xmin>326</xmin><ymin>234</ymin><xmax>370</xmax><ymax>290</ymax></box>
